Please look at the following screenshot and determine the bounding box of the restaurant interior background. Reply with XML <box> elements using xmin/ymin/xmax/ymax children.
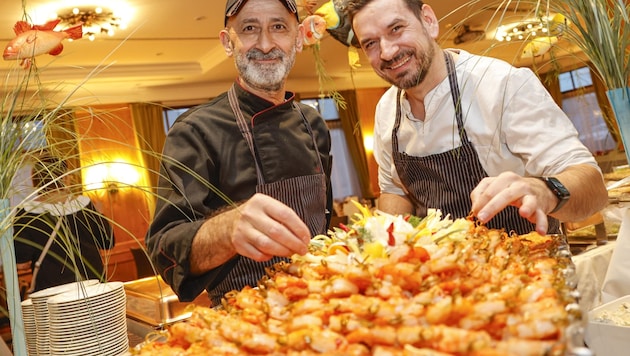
<box><xmin>0</xmin><ymin>0</ymin><xmax>628</xmax><ymax>338</ymax></box>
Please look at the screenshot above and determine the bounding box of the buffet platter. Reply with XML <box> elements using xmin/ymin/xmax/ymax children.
<box><xmin>125</xmin><ymin>275</ymin><xmax>209</xmax><ymax>327</ymax></box>
<box><xmin>130</xmin><ymin>205</ymin><xmax>588</xmax><ymax>355</ymax></box>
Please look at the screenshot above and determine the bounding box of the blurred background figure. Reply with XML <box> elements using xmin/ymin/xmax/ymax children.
<box><xmin>13</xmin><ymin>153</ymin><xmax>114</xmax><ymax>295</ymax></box>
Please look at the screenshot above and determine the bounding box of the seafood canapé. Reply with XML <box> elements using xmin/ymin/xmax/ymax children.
<box><xmin>133</xmin><ymin>206</ymin><xmax>578</xmax><ymax>356</ymax></box>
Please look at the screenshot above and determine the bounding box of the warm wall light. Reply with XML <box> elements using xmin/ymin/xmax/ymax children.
<box><xmin>83</xmin><ymin>160</ymin><xmax>140</xmax><ymax>193</ymax></box>
<box><xmin>363</xmin><ymin>134</ymin><xmax>374</xmax><ymax>153</ymax></box>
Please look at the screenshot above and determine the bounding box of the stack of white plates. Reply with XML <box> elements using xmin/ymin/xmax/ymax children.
<box><xmin>29</xmin><ymin>280</ymin><xmax>99</xmax><ymax>355</ymax></box>
<box><xmin>20</xmin><ymin>298</ymin><xmax>37</xmax><ymax>356</ymax></box>
<box><xmin>47</xmin><ymin>281</ymin><xmax>128</xmax><ymax>356</ymax></box>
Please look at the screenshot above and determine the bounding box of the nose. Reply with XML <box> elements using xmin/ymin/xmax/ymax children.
<box><xmin>379</xmin><ymin>38</ymin><xmax>399</xmax><ymax>62</ymax></box>
<box><xmin>256</xmin><ymin>29</ymin><xmax>276</xmax><ymax>53</ymax></box>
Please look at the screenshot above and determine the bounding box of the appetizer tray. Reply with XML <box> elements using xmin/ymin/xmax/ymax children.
<box><xmin>130</xmin><ymin>209</ymin><xmax>590</xmax><ymax>355</ymax></box>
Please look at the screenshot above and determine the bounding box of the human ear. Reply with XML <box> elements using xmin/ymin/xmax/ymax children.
<box><xmin>220</xmin><ymin>30</ymin><xmax>234</xmax><ymax>57</ymax></box>
<box><xmin>295</xmin><ymin>23</ymin><xmax>305</xmax><ymax>52</ymax></box>
<box><xmin>420</xmin><ymin>4</ymin><xmax>440</xmax><ymax>39</ymax></box>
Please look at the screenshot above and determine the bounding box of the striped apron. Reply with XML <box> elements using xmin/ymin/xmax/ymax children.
<box><xmin>392</xmin><ymin>52</ymin><xmax>559</xmax><ymax>235</ymax></box>
<box><xmin>208</xmin><ymin>86</ymin><xmax>327</xmax><ymax>306</ymax></box>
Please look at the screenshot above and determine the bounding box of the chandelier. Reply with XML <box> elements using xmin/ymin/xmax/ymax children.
<box><xmin>56</xmin><ymin>6</ymin><xmax>123</xmax><ymax>41</ymax></box>
<box><xmin>494</xmin><ymin>14</ymin><xmax>568</xmax><ymax>42</ymax></box>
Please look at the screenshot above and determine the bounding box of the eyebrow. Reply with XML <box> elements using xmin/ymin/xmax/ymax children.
<box><xmin>239</xmin><ymin>15</ymin><xmax>289</xmax><ymax>25</ymax></box>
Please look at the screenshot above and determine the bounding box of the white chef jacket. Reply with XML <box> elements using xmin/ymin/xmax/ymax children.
<box><xmin>374</xmin><ymin>49</ymin><xmax>600</xmax><ymax>196</ymax></box>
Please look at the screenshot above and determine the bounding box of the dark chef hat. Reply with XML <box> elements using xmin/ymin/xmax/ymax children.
<box><xmin>225</xmin><ymin>0</ymin><xmax>299</xmax><ymax>26</ymax></box>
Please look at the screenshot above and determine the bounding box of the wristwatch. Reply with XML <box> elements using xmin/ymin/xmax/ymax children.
<box><xmin>541</xmin><ymin>176</ymin><xmax>570</xmax><ymax>214</ymax></box>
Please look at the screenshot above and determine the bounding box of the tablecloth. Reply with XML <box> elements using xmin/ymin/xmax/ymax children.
<box><xmin>601</xmin><ymin>206</ymin><xmax>630</xmax><ymax>304</ymax></box>
<box><xmin>572</xmin><ymin>241</ymin><xmax>617</xmax><ymax>313</ymax></box>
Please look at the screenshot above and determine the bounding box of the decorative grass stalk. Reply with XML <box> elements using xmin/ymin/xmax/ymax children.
<box><xmin>475</xmin><ymin>0</ymin><xmax>629</xmax><ymax>161</ymax></box>
<box><xmin>540</xmin><ymin>0</ymin><xmax>629</xmax><ymax>90</ymax></box>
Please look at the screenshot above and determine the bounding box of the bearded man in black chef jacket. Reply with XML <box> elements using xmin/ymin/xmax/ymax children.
<box><xmin>146</xmin><ymin>0</ymin><xmax>333</xmax><ymax>307</ymax></box>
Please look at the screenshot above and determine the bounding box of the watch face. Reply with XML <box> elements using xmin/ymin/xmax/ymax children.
<box><xmin>544</xmin><ymin>177</ymin><xmax>570</xmax><ymax>199</ymax></box>
<box><xmin>543</xmin><ymin>177</ymin><xmax>570</xmax><ymax>214</ymax></box>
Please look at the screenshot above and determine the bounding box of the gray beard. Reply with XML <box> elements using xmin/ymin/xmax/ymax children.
<box><xmin>235</xmin><ymin>47</ymin><xmax>296</xmax><ymax>92</ymax></box>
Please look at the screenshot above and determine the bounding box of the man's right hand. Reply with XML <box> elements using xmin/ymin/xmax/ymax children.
<box><xmin>190</xmin><ymin>194</ymin><xmax>311</xmax><ymax>275</ymax></box>
<box><xmin>230</xmin><ymin>193</ymin><xmax>311</xmax><ymax>261</ymax></box>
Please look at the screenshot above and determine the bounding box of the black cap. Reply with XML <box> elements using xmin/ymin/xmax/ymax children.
<box><xmin>224</xmin><ymin>0</ymin><xmax>299</xmax><ymax>26</ymax></box>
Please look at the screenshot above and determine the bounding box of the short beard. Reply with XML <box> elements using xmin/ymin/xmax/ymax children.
<box><xmin>235</xmin><ymin>46</ymin><xmax>296</xmax><ymax>92</ymax></box>
<box><xmin>380</xmin><ymin>44</ymin><xmax>435</xmax><ymax>89</ymax></box>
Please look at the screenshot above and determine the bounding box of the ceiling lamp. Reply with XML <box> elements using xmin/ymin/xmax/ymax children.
<box><xmin>56</xmin><ymin>6</ymin><xmax>124</xmax><ymax>41</ymax></box>
<box><xmin>494</xmin><ymin>14</ymin><xmax>568</xmax><ymax>42</ymax></box>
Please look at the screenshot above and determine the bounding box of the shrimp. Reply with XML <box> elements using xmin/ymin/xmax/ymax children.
<box><xmin>271</xmin><ymin>272</ymin><xmax>310</xmax><ymax>301</ymax></box>
<box><xmin>283</xmin><ymin>327</ymin><xmax>348</xmax><ymax>353</ymax></box>
<box><xmin>506</xmin><ymin>298</ymin><xmax>567</xmax><ymax>339</ymax></box>
<box><xmin>287</xmin><ymin>313</ymin><xmax>324</xmax><ymax>331</ymax></box>
<box><xmin>493</xmin><ymin>338</ymin><xmax>560</xmax><ymax>356</ymax></box>
<box><xmin>265</xmin><ymin>288</ymin><xmax>291</xmax><ymax>320</ymax></box>
<box><xmin>346</xmin><ymin>325</ymin><xmax>398</xmax><ymax>347</ymax></box>
<box><xmin>328</xmin><ymin>313</ymin><xmax>365</xmax><ymax>333</ymax></box>
<box><xmin>396</xmin><ymin>325</ymin><xmax>493</xmax><ymax>354</ymax></box>
<box><xmin>378</xmin><ymin>262</ymin><xmax>426</xmax><ymax>292</ymax></box>
<box><xmin>322</xmin><ymin>276</ymin><xmax>360</xmax><ymax>298</ymax></box>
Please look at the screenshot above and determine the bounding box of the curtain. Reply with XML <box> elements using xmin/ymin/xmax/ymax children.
<box><xmin>47</xmin><ymin>109</ymin><xmax>81</xmax><ymax>193</ymax></box>
<box><xmin>590</xmin><ymin>66</ymin><xmax>623</xmax><ymax>149</ymax></box>
<box><xmin>338</xmin><ymin>90</ymin><xmax>374</xmax><ymax>199</ymax></box>
<box><xmin>542</xmin><ymin>71</ymin><xmax>563</xmax><ymax>107</ymax></box>
<box><xmin>130</xmin><ymin>103</ymin><xmax>167</xmax><ymax>198</ymax></box>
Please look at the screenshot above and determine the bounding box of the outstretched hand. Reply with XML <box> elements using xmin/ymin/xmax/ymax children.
<box><xmin>470</xmin><ymin>172</ymin><xmax>554</xmax><ymax>235</ymax></box>
<box><xmin>230</xmin><ymin>193</ymin><xmax>311</xmax><ymax>261</ymax></box>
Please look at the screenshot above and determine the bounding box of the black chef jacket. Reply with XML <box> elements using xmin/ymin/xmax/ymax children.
<box><xmin>146</xmin><ymin>82</ymin><xmax>332</xmax><ymax>302</ymax></box>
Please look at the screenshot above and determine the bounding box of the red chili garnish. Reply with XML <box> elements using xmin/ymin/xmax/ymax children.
<box><xmin>387</xmin><ymin>222</ymin><xmax>396</xmax><ymax>246</ymax></box>
<box><xmin>404</xmin><ymin>215</ymin><xmax>410</xmax><ymax>222</ymax></box>
<box><xmin>338</xmin><ymin>223</ymin><xmax>350</xmax><ymax>232</ymax></box>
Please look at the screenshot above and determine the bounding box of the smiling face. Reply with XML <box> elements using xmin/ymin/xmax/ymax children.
<box><xmin>352</xmin><ymin>0</ymin><xmax>441</xmax><ymax>89</ymax></box>
<box><xmin>221</xmin><ymin>0</ymin><xmax>304</xmax><ymax>94</ymax></box>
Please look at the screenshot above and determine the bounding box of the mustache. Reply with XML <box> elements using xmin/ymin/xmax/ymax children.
<box><xmin>380</xmin><ymin>51</ymin><xmax>412</xmax><ymax>70</ymax></box>
<box><xmin>247</xmin><ymin>48</ymin><xmax>284</xmax><ymax>61</ymax></box>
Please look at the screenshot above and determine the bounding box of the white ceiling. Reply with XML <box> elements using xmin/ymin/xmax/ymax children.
<box><xmin>0</xmin><ymin>0</ymin><xmax>582</xmax><ymax>107</ymax></box>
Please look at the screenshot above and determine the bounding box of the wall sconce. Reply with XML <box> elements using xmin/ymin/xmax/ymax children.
<box><xmin>103</xmin><ymin>180</ymin><xmax>119</xmax><ymax>194</ymax></box>
<box><xmin>83</xmin><ymin>160</ymin><xmax>140</xmax><ymax>194</ymax></box>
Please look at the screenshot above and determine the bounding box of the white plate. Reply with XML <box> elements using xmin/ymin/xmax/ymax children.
<box><xmin>28</xmin><ymin>279</ymin><xmax>100</xmax><ymax>299</ymax></box>
<box><xmin>47</xmin><ymin>281</ymin><xmax>124</xmax><ymax>305</ymax></box>
<box><xmin>49</xmin><ymin>312</ymin><xmax>126</xmax><ymax>335</ymax></box>
<box><xmin>50</xmin><ymin>327</ymin><xmax>128</xmax><ymax>353</ymax></box>
<box><xmin>48</xmin><ymin>291</ymin><xmax>126</xmax><ymax>314</ymax></box>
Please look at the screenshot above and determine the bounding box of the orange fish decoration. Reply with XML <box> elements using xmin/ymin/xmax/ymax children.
<box><xmin>3</xmin><ymin>19</ymin><xmax>83</xmax><ymax>69</ymax></box>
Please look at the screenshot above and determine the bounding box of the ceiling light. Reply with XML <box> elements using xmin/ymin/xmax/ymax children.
<box><xmin>56</xmin><ymin>6</ymin><xmax>125</xmax><ymax>41</ymax></box>
<box><xmin>494</xmin><ymin>14</ymin><xmax>568</xmax><ymax>42</ymax></box>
